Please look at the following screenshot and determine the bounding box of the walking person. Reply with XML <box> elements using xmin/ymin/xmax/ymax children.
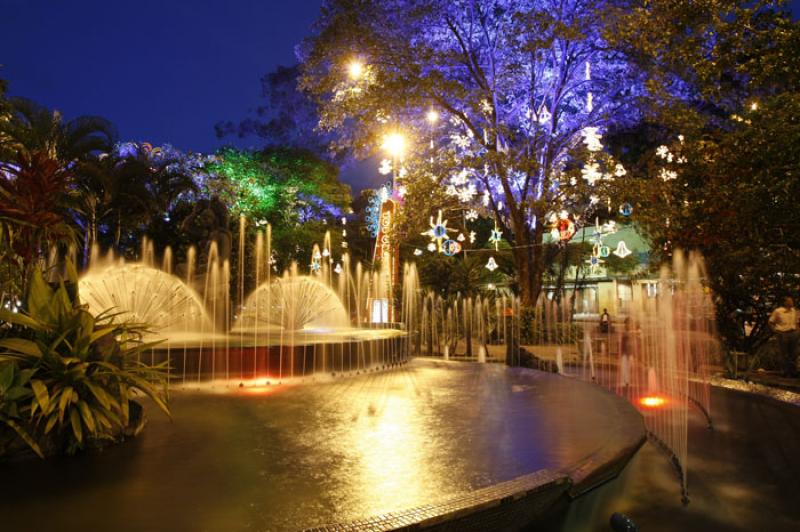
<box><xmin>618</xmin><ymin>317</ymin><xmax>639</xmax><ymax>391</ymax></box>
<box><xmin>769</xmin><ymin>296</ymin><xmax>799</xmax><ymax>377</ymax></box>
<box><xmin>600</xmin><ymin>308</ymin><xmax>611</xmax><ymax>334</ymax></box>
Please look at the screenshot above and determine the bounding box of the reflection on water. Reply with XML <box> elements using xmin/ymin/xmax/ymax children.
<box><xmin>0</xmin><ymin>359</ymin><xmax>634</xmax><ymax>532</ymax></box>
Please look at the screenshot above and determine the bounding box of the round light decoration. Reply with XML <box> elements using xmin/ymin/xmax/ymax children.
<box><xmin>599</xmin><ymin>246</ymin><xmax>610</xmax><ymax>258</ymax></box>
<box><xmin>558</xmin><ymin>218</ymin><xmax>576</xmax><ymax>241</ymax></box>
<box><xmin>442</xmin><ymin>239</ymin><xmax>462</xmax><ymax>256</ymax></box>
<box><xmin>619</xmin><ymin>203</ymin><xmax>634</xmax><ymax>217</ymax></box>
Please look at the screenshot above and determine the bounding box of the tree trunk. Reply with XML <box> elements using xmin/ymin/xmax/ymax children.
<box><xmin>511</xmin><ymin>222</ymin><xmax>546</xmax><ymax>307</ymax></box>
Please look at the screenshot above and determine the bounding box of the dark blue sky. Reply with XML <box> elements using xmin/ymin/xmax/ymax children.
<box><xmin>1</xmin><ymin>0</ymin><xmax>322</xmax><ymax>153</ymax></box>
<box><xmin>2</xmin><ymin>0</ymin><xmax>798</xmax><ymax>191</ymax></box>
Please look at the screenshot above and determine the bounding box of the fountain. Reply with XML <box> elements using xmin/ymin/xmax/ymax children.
<box><xmin>78</xmin><ymin>263</ymin><xmax>214</xmax><ymax>335</ymax></box>
<box><xmin>77</xmin><ymin>229</ymin><xmax>409</xmax><ymax>386</ymax></box>
<box><xmin>233</xmin><ymin>275</ymin><xmax>350</xmax><ymax>332</ymax></box>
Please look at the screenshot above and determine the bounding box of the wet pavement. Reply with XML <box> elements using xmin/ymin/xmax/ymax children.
<box><xmin>547</xmin><ymin>385</ymin><xmax>800</xmax><ymax>531</ymax></box>
<box><xmin>0</xmin><ymin>359</ymin><xmax>640</xmax><ymax>532</ymax></box>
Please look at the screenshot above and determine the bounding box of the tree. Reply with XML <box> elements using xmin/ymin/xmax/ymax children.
<box><xmin>0</xmin><ymin>97</ymin><xmax>116</xmax><ymax>167</ymax></box>
<box><xmin>205</xmin><ymin>146</ymin><xmax>350</xmax><ymax>225</ymax></box>
<box><xmin>75</xmin><ymin>142</ymin><xmax>207</xmax><ymax>259</ymax></box>
<box><xmin>300</xmin><ymin>0</ymin><xmax>633</xmax><ymax>306</ymax></box>
<box><xmin>604</xmin><ymin>1</ymin><xmax>800</xmax><ymax>353</ymax></box>
<box><xmin>215</xmin><ymin>65</ymin><xmax>345</xmax><ymax>162</ymax></box>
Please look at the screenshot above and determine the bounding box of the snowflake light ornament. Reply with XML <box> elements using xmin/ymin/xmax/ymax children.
<box><xmin>581</xmin><ymin>161</ymin><xmax>603</xmax><ymax>186</ymax></box>
<box><xmin>582</xmin><ymin>127</ymin><xmax>603</xmax><ymax>152</ymax></box>
<box><xmin>379</xmin><ymin>159</ymin><xmax>392</xmax><ymax>175</ymax></box>
<box><xmin>659</xmin><ymin>169</ymin><xmax>678</xmax><ymax>182</ymax></box>
<box><xmin>465</xmin><ymin>209</ymin><xmax>479</xmax><ymax>222</ymax></box>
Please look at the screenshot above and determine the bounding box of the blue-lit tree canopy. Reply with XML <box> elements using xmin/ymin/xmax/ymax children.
<box><xmin>301</xmin><ymin>0</ymin><xmax>636</xmax><ymax>304</ymax></box>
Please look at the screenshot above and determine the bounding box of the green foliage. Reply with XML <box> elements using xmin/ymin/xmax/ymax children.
<box><xmin>605</xmin><ymin>2</ymin><xmax>800</xmax><ymax>354</ymax></box>
<box><xmin>205</xmin><ymin>147</ymin><xmax>350</xmax><ymax>224</ymax></box>
<box><xmin>519</xmin><ymin>306</ymin><xmax>582</xmax><ymax>345</ymax></box>
<box><xmin>0</xmin><ymin>267</ymin><xmax>169</xmax><ymax>459</ymax></box>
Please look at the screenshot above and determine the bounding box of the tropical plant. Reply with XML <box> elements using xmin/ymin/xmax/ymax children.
<box><xmin>0</xmin><ymin>151</ymin><xmax>77</xmax><ymax>281</ymax></box>
<box><xmin>0</xmin><ymin>265</ymin><xmax>169</xmax><ymax>459</ymax></box>
<box><xmin>0</xmin><ymin>97</ymin><xmax>116</xmax><ymax>166</ymax></box>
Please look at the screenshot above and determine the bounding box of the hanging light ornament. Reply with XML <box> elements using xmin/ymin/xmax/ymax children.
<box><xmin>485</xmin><ymin>257</ymin><xmax>499</xmax><ymax>272</ymax></box>
<box><xmin>457</xmin><ymin>232</ymin><xmax>466</xmax><ymax>242</ymax></box>
<box><xmin>414</xmin><ymin>248</ymin><xmax>423</xmax><ymax>256</ymax></box>
<box><xmin>586</xmin><ymin>254</ymin><xmax>605</xmax><ymax>274</ymax></box>
<box><xmin>442</xmin><ymin>239</ymin><xmax>462</xmax><ymax>256</ymax></box>
<box><xmin>334</xmin><ymin>263</ymin><xmax>343</xmax><ymax>274</ymax></box>
<box><xmin>423</xmin><ymin>210</ymin><xmax>452</xmax><ymax>252</ymax></box>
<box><xmin>489</xmin><ymin>222</ymin><xmax>503</xmax><ymax>251</ymax></box>
<box><xmin>613</xmin><ymin>241</ymin><xmax>632</xmax><ymax>258</ymax></box>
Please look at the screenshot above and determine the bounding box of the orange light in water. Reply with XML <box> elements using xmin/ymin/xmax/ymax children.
<box><xmin>639</xmin><ymin>395</ymin><xmax>667</xmax><ymax>408</ymax></box>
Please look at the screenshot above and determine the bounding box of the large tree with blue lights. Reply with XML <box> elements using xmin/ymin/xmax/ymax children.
<box><xmin>301</xmin><ymin>0</ymin><xmax>634</xmax><ymax>305</ymax></box>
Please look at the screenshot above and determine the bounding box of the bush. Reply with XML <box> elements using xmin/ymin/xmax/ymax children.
<box><xmin>0</xmin><ymin>265</ymin><xmax>169</xmax><ymax>459</ymax></box>
<box><xmin>519</xmin><ymin>306</ymin><xmax>581</xmax><ymax>345</ymax></box>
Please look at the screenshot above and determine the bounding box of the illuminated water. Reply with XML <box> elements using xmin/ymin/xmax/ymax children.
<box><xmin>0</xmin><ymin>360</ymin><xmax>640</xmax><ymax>532</ymax></box>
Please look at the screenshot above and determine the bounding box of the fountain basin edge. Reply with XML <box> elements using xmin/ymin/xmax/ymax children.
<box><xmin>304</xmin><ymin>365</ymin><xmax>647</xmax><ymax>532</ymax></box>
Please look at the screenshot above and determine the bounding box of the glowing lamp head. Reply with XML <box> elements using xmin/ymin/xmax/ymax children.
<box><xmin>426</xmin><ymin>109</ymin><xmax>440</xmax><ymax>124</ymax></box>
<box><xmin>382</xmin><ymin>132</ymin><xmax>407</xmax><ymax>159</ymax></box>
<box><xmin>347</xmin><ymin>60</ymin><xmax>364</xmax><ymax>80</ymax></box>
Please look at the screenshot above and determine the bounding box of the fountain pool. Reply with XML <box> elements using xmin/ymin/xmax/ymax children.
<box><xmin>0</xmin><ymin>359</ymin><xmax>645</xmax><ymax>532</ymax></box>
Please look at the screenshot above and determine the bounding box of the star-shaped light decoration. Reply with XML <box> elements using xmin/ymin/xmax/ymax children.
<box><xmin>422</xmin><ymin>210</ymin><xmax>453</xmax><ymax>252</ymax></box>
<box><xmin>613</xmin><ymin>241</ymin><xmax>632</xmax><ymax>259</ymax></box>
<box><xmin>489</xmin><ymin>223</ymin><xmax>503</xmax><ymax>251</ymax></box>
<box><xmin>427</xmin><ymin>243</ymin><xmax>437</xmax><ymax>252</ymax></box>
<box><xmin>311</xmin><ymin>247</ymin><xmax>322</xmax><ymax>274</ymax></box>
<box><xmin>485</xmin><ymin>257</ymin><xmax>499</xmax><ymax>272</ymax></box>
<box><xmin>585</xmin><ymin>254</ymin><xmax>605</xmax><ymax>274</ymax></box>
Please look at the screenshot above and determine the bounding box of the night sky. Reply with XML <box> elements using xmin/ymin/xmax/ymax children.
<box><xmin>2</xmin><ymin>0</ymin><xmax>799</xmax><ymax>191</ymax></box>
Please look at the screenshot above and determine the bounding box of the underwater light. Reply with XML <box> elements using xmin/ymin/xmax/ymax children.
<box><xmin>639</xmin><ymin>395</ymin><xmax>667</xmax><ymax>408</ymax></box>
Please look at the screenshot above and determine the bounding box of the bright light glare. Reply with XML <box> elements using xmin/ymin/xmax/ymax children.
<box><xmin>348</xmin><ymin>60</ymin><xmax>364</xmax><ymax>80</ymax></box>
<box><xmin>639</xmin><ymin>395</ymin><xmax>667</xmax><ymax>408</ymax></box>
<box><xmin>382</xmin><ymin>133</ymin><xmax>407</xmax><ymax>158</ymax></box>
<box><xmin>426</xmin><ymin>109</ymin><xmax>439</xmax><ymax>124</ymax></box>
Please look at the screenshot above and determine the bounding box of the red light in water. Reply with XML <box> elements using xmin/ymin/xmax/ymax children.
<box><xmin>639</xmin><ymin>395</ymin><xmax>667</xmax><ymax>408</ymax></box>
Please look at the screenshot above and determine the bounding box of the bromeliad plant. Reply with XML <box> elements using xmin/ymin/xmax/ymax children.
<box><xmin>0</xmin><ymin>263</ymin><xmax>170</xmax><ymax>459</ymax></box>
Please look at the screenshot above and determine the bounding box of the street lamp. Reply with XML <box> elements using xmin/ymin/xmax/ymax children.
<box><xmin>347</xmin><ymin>59</ymin><xmax>365</xmax><ymax>80</ymax></box>
<box><xmin>382</xmin><ymin>132</ymin><xmax>407</xmax><ymax>192</ymax></box>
